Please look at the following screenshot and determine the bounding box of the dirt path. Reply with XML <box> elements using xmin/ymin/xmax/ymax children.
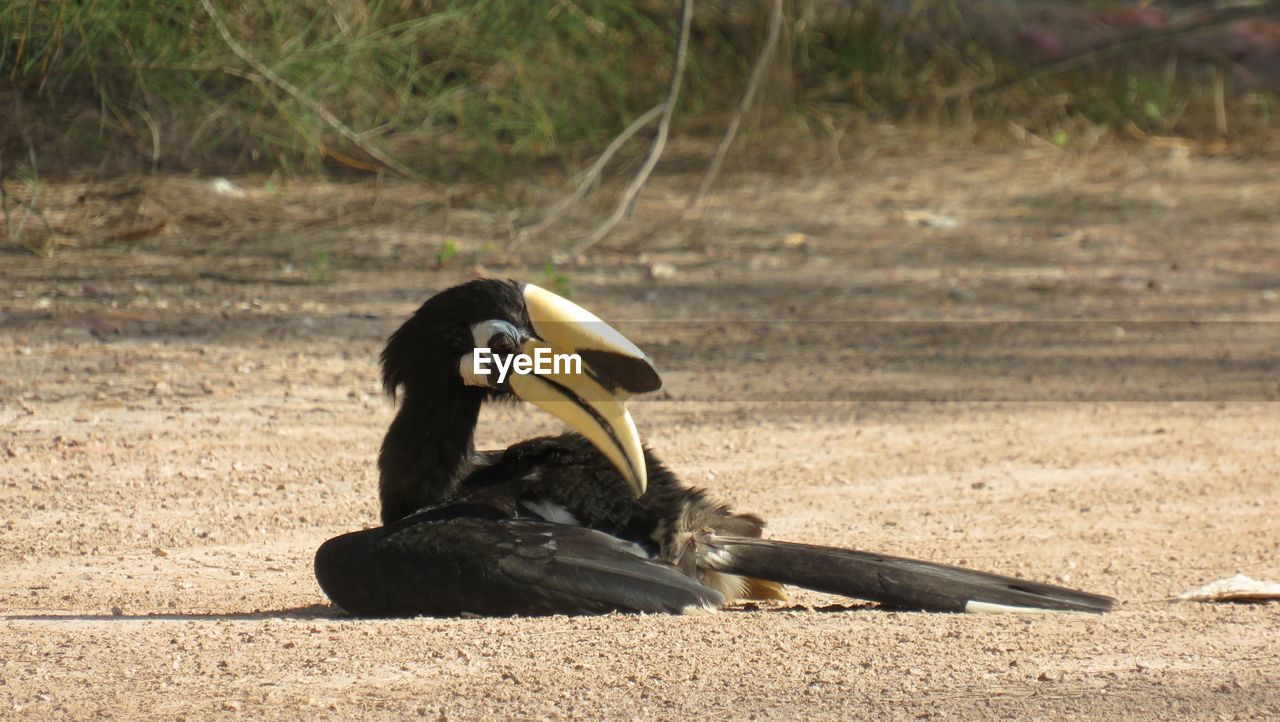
<box><xmin>2</xmin><ymin>141</ymin><xmax>1278</xmax><ymax>719</ymax></box>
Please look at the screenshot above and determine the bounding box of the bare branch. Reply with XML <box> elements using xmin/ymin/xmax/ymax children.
<box><xmin>574</xmin><ymin>0</ymin><xmax>695</xmax><ymax>253</ymax></box>
<box><xmin>685</xmin><ymin>0</ymin><xmax>785</xmax><ymax>216</ymax></box>
<box><xmin>513</xmin><ymin>104</ymin><xmax>664</xmax><ymax>248</ymax></box>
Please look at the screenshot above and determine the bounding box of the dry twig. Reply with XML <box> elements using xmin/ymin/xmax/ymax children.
<box><xmin>685</xmin><ymin>0</ymin><xmax>785</xmax><ymax>216</ymax></box>
<box><xmin>573</xmin><ymin>0</ymin><xmax>694</xmax><ymax>253</ymax></box>
<box><xmin>512</xmin><ymin>104</ymin><xmax>664</xmax><ymax>248</ymax></box>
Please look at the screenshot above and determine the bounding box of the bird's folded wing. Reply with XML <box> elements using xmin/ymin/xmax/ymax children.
<box><xmin>315</xmin><ymin>515</ymin><xmax>722</xmax><ymax>617</ymax></box>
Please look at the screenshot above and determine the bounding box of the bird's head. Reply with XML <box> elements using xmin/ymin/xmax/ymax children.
<box><xmin>382</xmin><ymin>278</ymin><xmax>661</xmax><ymax>496</ymax></box>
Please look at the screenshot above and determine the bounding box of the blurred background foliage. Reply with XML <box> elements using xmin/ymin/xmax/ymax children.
<box><xmin>2</xmin><ymin>0</ymin><xmax>1278</xmax><ymax>180</ymax></box>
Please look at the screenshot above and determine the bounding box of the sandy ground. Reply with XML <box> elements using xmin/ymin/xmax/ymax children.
<box><xmin>2</xmin><ymin>138</ymin><xmax>1279</xmax><ymax>719</ymax></box>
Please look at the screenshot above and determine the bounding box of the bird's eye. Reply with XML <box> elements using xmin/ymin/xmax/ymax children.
<box><xmin>489</xmin><ymin>333</ymin><xmax>516</xmax><ymax>356</ymax></box>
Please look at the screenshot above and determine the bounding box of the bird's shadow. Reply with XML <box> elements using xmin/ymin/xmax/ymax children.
<box><xmin>7</xmin><ymin>603</ymin><xmax>929</xmax><ymax>623</ymax></box>
<box><xmin>4</xmin><ymin>603</ymin><xmax>342</xmax><ymax>623</ymax></box>
<box><xmin>724</xmin><ymin>602</ymin><xmax>895</xmax><ymax>614</ymax></box>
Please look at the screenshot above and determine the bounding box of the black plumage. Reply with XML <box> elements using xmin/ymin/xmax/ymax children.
<box><xmin>316</xmin><ymin>512</ymin><xmax>723</xmax><ymax>616</ymax></box>
<box><xmin>314</xmin><ymin>279</ymin><xmax>1115</xmax><ymax>617</ymax></box>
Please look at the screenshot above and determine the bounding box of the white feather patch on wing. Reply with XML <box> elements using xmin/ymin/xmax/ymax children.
<box><xmin>964</xmin><ymin>600</ymin><xmax>1063</xmax><ymax>614</ymax></box>
<box><xmin>703</xmin><ymin>548</ymin><xmax>733</xmax><ymax>568</ymax></box>
<box><xmin>608</xmin><ymin>539</ymin><xmax>653</xmax><ymax>559</ymax></box>
<box><xmin>520</xmin><ymin>499</ymin><xmax>582</xmax><ymax>527</ymax></box>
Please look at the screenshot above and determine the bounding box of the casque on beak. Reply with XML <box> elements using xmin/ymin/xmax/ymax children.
<box><xmin>505</xmin><ymin>284</ymin><xmax>661</xmax><ymax>497</ymax></box>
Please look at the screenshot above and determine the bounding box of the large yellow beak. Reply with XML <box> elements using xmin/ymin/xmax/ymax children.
<box><xmin>507</xmin><ymin>283</ymin><xmax>661</xmax><ymax>497</ymax></box>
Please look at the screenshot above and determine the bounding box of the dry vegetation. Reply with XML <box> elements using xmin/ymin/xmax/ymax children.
<box><xmin>4</xmin><ymin>1</ymin><xmax>1279</xmax><ymax>183</ymax></box>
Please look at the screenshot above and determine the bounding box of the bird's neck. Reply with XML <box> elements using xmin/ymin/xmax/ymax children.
<box><xmin>378</xmin><ymin>385</ymin><xmax>483</xmax><ymax>524</ymax></box>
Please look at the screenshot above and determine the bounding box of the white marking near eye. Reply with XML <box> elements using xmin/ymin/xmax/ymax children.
<box><xmin>521</xmin><ymin>499</ymin><xmax>581</xmax><ymax>526</ymax></box>
<box><xmin>471</xmin><ymin>320</ymin><xmax>518</xmax><ymax>349</ymax></box>
<box><xmin>458</xmin><ymin>353</ymin><xmax>489</xmax><ymax>387</ymax></box>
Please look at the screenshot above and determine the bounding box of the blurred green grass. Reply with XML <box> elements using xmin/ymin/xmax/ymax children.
<box><xmin>1</xmin><ymin>1</ymin><xmax>1275</xmax><ymax>180</ymax></box>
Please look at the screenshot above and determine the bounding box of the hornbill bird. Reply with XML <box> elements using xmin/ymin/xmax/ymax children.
<box><xmin>314</xmin><ymin>279</ymin><xmax>1115</xmax><ymax>617</ymax></box>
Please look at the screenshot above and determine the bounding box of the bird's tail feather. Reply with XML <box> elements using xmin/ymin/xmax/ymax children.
<box><xmin>700</xmin><ymin>536</ymin><xmax>1115</xmax><ymax>613</ymax></box>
